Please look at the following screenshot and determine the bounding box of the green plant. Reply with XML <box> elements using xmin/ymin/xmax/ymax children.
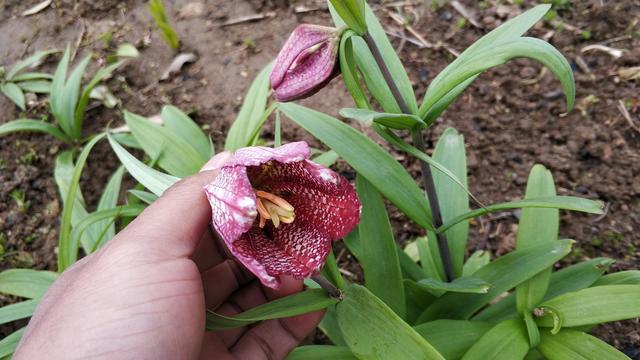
<box><xmin>9</xmin><ymin>189</ymin><xmax>30</xmax><ymax>213</ymax></box>
<box><xmin>0</xmin><ymin>46</ymin><xmax>127</xmax><ymax>145</ymax></box>
<box><xmin>0</xmin><ymin>50</ymin><xmax>56</xmax><ymax>111</ymax></box>
<box><xmin>148</xmin><ymin>0</ymin><xmax>181</xmax><ymax>50</ymax></box>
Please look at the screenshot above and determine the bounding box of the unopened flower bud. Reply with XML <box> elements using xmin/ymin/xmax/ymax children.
<box><xmin>270</xmin><ymin>24</ymin><xmax>341</xmax><ymax>102</ymax></box>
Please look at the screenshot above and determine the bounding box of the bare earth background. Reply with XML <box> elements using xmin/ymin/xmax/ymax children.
<box><xmin>0</xmin><ymin>0</ymin><xmax>639</xmax><ymax>355</ymax></box>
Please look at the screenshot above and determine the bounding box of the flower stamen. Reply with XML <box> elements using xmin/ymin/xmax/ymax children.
<box><xmin>255</xmin><ymin>190</ymin><xmax>295</xmax><ymax>228</ymax></box>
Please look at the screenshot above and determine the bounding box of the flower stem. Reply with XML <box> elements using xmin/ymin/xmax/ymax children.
<box><xmin>362</xmin><ymin>31</ymin><xmax>455</xmax><ymax>282</ymax></box>
<box><xmin>312</xmin><ymin>275</ymin><xmax>343</xmax><ymax>300</ymax></box>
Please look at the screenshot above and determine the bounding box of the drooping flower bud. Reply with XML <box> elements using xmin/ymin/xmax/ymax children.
<box><xmin>270</xmin><ymin>24</ymin><xmax>341</xmax><ymax>102</ymax></box>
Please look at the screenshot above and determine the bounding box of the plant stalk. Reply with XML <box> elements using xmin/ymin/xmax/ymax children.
<box><xmin>362</xmin><ymin>31</ymin><xmax>455</xmax><ymax>282</ymax></box>
<box><xmin>312</xmin><ymin>275</ymin><xmax>344</xmax><ymax>300</ymax></box>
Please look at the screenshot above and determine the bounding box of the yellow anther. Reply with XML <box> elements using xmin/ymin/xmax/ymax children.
<box><xmin>255</xmin><ymin>190</ymin><xmax>295</xmax><ymax>228</ymax></box>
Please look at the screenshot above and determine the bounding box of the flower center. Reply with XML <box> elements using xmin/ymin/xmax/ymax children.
<box><xmin>255</xmin><ymin>190</ymin><xmax>295</xmax><ymax>228</ymax></box>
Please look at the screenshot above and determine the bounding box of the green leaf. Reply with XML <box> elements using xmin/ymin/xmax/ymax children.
<box><xmin>1</xmin><ymin>82</ymin><xmax>26</xmax><ymax>110</ymax></box>
<box><xmin>225</xmin><ymin>62</ymin><xmax>273</xmax><ymax>151</ymax></box>
<box><xmin>417</xmin><ymin>235</ymin><xmax>445</xmax><ymax>281</ymax></box>
<box><xmin>423</xmin><ymin>76</ymin><xmax>476</xmax><ymax>125</ymax></box>
<box><xmin>337</xmin><ymin>284</ymin><xmax>445</xmax><ymax>360</ymax></box>
<box><xmin>50</xmin><ymin>46</ymin><xmax>71</xmax><ymax>135</ymax></box>
<box><xmin>537</xmin><ymin>285</ymin><xmax>640</xmax><ymax>330</ymax></box>
<box><xmin>10</xmin><ymin>72</ymin><xmax>53</xmax><ymax>82</ymax></box>
<box><xmin>0</xmin><ymin>299</ymin><xmax>38</xmax><ymax>326</ymax></box>
<box><xmin>148</xmin><ymin>0</ymin><xmax>180</xmax><ymax>49</ymax></box>
<box><xmin>286</xmin><ymin>346</ymin><xmax>356</xmax><ymax>360</ymax></box>
<box><xmin>437</xmin><ymin>196</ymin><xmax>603</xmax><ymax>234</ymax></box>
<box><xmin>108</xmin><ymin>132</ymin><xmax>180</xmax><ymax>196</ymax></box>
<box><xmin>16</xmin><ymin>80</ymin><xmax>51</xmax><ymax>93</ymax></box>
<box><xmin>405</xmin><ymin>280</ymin><xmax>436</xmax><ymax>324</ymax></box>
<box><xmin>161</xmin><ymin>105</ymin><xmax>212</xmax><ymax>160</ymax></box>
<box><xmin>338</xmin><ymin>31</ymin><xmax>371</xmax><ymax>109</ymax></box>
<box><xmin>62</xmin><ymin>55</ymin><xmax>91</xmax><ymax>139</ymax></box>
<box><xmin>340</xmin><ymin>108</ymin><xmax>425</xmax><ymax>130</ymax></box>
<box><xmin>429</xmin><ymin>127</ymin><xmax>470</xmax><ymax>278</ymax></box>
<box><xmin>516</xmin><ymin>164</ymin><xmax>558</xmax><ymax>314</ymax></box>
<box><xmin>462</xmin><ymin>250</ymin><xmax>490</xmax><ymax>277</ymax></box>
<box><xmin>58</xmin><ymin>134</ymin><xmax>106</xmax><ymax>271</ymax></box>
<box><xmin>0</xmin><ymin>269</ymin><xmax>57</xmax><ymax>298</ymax></box>
<box><xmin>124</xmin><ymin>111</ymin><xmax>205</xmax><ymax>177</ymax></box>
<box><xmin>0</xmin><ymin>328</ymin><xmax>24</xmax><ymax>359</ymax></box>
<box><xmin>419</xmin><ymin>4</ymin><xmax>553</xmax><ymax>118</ymax></box>
<box><xmin>538</xmin><ymin>329</ymin><xmax>630</xmax><ymax>360</ymax></box>
<box><xmin>474</xmin><ymin>257</ymin><xmax>613</xmax><ymax>322</ymax></box>
<box><xmin>94</xmin><ymin>166</ymin><xmax>125</xmax><ymax>248</ymax></box>
<box><xmin>205</xmin><ymin>289</ymin><xmax>337</xmax><ymax>330</ymax></box>
<box><xmin>0</xmin><ymin>119</ymin><xmax>71</xmax><ymax>143</ymax></box>
<box><xmin>312</xmin><ymin>150</ymin><xmax>339</xmax><ymax>167</ymax></box>
<box><xmin>523</xmin><ymin>311</ymin><xmax>541</xmax><ymax>347</ymax></box>
<box><xmin>328</xmin><ymin>0</ymin><xmax>366</xmax><ymax>35</ymax></box>
<box><xmin>6</xmin><ymin>50</ymin><xmax>57</xmax><ymax>80</ymax></box>
<box><xmin>356</xmin><ymin>175</ymin><xmax>405</xmax><ymax>318</ymax></box>
<box><xmin>279</xmin><ymin>102</ymin><xmax>433</xmax><ymax>231</ymax></box>
<box><xmin>54</xmin><ymin>150</ymin><xmax>101</xmax><ymax>254</ymax></box>
<box><xmin>461</xmin><ymin>319</ymin><xmax>529</xmax><ymax>360</ymax></box>
<box><xmin>319</xmin><ymin>304</ymin><xmax>346</xmax><ymax>345</ymax></box>
<box><xmin>416</xmin><ymin>277</ymin><xmax>491</xmax><ymax>294</ymax></box>
<box><xmin>75</xmin><ymin>205</ymin><xmax>146</xmax><ymax>253</ymax></box>
<box><xmin>127</xmin><ymin>189</ymin><xmax>158</xmax><ymax>204</ymax></box>
<box><xmin>414</xmin><ymin>320</ymin><xmax>493</xmax><ymax>360</ymax></box>
<box><xmin>422</xmin><ymin>37</ymin><xmax>575</xmax><ymax>121</ymax></box>
<box><xmin>74</xmin><ymin>60</ymin><xmax>125</xmax><ymax>137</ymax></box>
<box><xmin>116</xmin><ymin>43</ymin><xmax>139</xmax><ymax>58</ymax></box>
<box><xmin>417</xmin><ymin>240</ymin><xmax>573</xmax><ymax>322</ymax></box>
<box><xmin>593</xmin><ymin>270</ymin><xmax>640</xmax><ymax>286</ymax></box>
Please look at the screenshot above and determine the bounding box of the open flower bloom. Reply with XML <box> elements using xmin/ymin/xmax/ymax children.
<box><xmin>270</xmin><ymin>24</ymin><xmax>341</xmax><ymax>102</ymax></box>
<box><xmin>204</xmin><ymin>142</ymin><xmax>360</xmax><ymax>289</ymax></box>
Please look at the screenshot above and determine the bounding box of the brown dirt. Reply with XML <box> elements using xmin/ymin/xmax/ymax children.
<box><xmin>1</xmin><ymin>0</ymin><xmax>639</xmax><ymax>355</ymax></box>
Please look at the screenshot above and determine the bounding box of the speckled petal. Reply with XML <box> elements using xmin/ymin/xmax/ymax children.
<box><xmin>204</xmin><ymin>166</ymin><xmax>257</xmax><ymax>245</ymax></box>
<box><xmin>255</xmin><ymin>160</ymin><xmax>361</xmax><ymax>240</ymax></box>
<box><xmin>231</xmin><ymin>223</ymin><xmax>330</xmax><ymax>288</ymax></box>
<box><xmin>270</xmin><ymin>24</ymin><xmax>337</xmax><ymax>89</ymax></box>
<box><xmin>226</xmin><ymin>141</ymin><xmax>310</xmax><ymax>168</ymax></box>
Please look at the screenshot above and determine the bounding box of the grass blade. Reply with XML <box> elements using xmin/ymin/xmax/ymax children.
<box><xmin>0</xmin><ymin>119</ymin><xmax>70</xmax><ymax>143</ymax></box>
<box><xmin>1</xmin><ymin>82</ymin><xmax>26</xmax><ymax>110</ymax></box>
<box><xmin>0</xmin><ymin>269</ymin><xmax>57</xmax><ymax>298</ymax></box>
<box><xmin>0</xmin><ymin>299</ymin><xmax>38</xmax><ymax>326</ymax></box>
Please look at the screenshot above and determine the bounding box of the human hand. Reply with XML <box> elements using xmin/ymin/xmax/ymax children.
<box><xmin>14</xmin><ymin>171</ymin><xmax>323</xmax><ymax>360</ymax></box>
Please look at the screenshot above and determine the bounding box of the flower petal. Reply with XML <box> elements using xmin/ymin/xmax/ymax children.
<box><xmin>204</xmin><ymin>166</ymin><xmax>257</xmax><ymax>245</ymax></box>
<box><xmin>231</xmin><ymin>223</ymin><xmax>330</xmax><ymax>288</ymax></box>
<box><xmin>227</xmin><ymin>141</ymin><xmax>310</xmax><ymax>168</ymax></box>
<box><xmin>257</xmin><ymin>160</ymin><xmax>361</xmax><ymax>241</ymax></box>
<box><xmin>270</xmin><ymin>24</ymin><xmax>337</xmax><ymax>89</ymax></box>
<box><xmin>273</xmin><ymin>41</ymin><xmax>339</xmax><ymax>102</ymax></box>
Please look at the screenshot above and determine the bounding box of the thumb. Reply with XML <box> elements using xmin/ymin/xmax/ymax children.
<box><xmin>116</xmin><ymin>170</ymin><xmax>218</xmax><ymax>258</ymax></box>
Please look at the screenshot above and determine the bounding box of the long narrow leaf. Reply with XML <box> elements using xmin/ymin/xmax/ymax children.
<box><xmin>286</xmin><ymin>345</ymin><xmax>356</xmax><ymax>360</ymax></box>
<box><xmin>356</xmin><ymin>175</ymin><xmax>405</xmax><ymax>318</ymax></box>
<box><xmin>94</xmin><ymin>166</ymin><xmax>125</xmax><ymax>249</ymax></box>
<box><xmin>62</xmin><ymin>55</ymin><xmax>91</xmax><ymax>139</ymax></box>
<box><xmin>1</xmin><ymin>82</ymin><xmax>26</xmax><ymax>110</ymax></box>
<box><xmin>461</xmin><ymin>319</ymin><xmax>529</xmax><ymax>360</ymax></box>
<box><xmin>0</xmin><ymin>269</ymin><xmax>57</xmax><ymax>298</ymax></box>
<box><xmin>225</xmin><ymin>62</ymin><xmax>273</xmax><ymax>151</ymax></box>
<box><xmin>279</xmin><ymin>102</ymin><xmax>433</xmax><ymax>230</ymax></box>
<box><xmin>58</xmin><ymin>134</ymin><xmax>106</xmax><ymax>271</ymax></box>
<box><xmin>0</xmin><ymin>328</ymin><xmax>25</xmax><ymax>358</ymax></box>
<box><xmin>74</xmin><ymin>60</ymin><xmax>125</xmax><ymax>134</ymax></box>
<box><xmin>50</xmin><ymin>46</ymin><xmax>71</xmax><ymax>135</ymax></box>
<box><xmin>437</xmin><ymin>197</ymin><xmax>603</xmax><ymax>234</ymax></box>
<box><xmin>516</xmin><ymin>165</ymin><xmax>558</xmax><ymax>314</ymax></box>
<box><xmin>593</xmin><ymin>270</ymin><xmax>640</xmax><ymax>286</ymax></box>
<box><xmin>6</xmin><ymin>50</ymin><xmax>57</xmax><ymax>80</ymax></box>
<box><xmin>537</xmin><ymin>285</ymin><xmax>640</xmax><ymax>330</ymax></box>
<box><xmin>206</xmin><ymin>289</ymin><xmax>336</xmax><ymax>330</ymax></box>
<box><xmin>0</xmin><ymin>119</ymin><xmax>70</xmax><ymax>143</ymax></box>
<box><xmin>0</xmin><ymin>299</ymin><xmax>38</xmax><ymax>326</ymax></box>
<box><xmin>337</xmin><ymin>284</ymin><xmax>445</xmax><ymax>360</ymax></box>
<box><xmin>107</xmin><ymin>132</ymin><xmax>179</xmax><ymax>196</ymax></box>
<box><xmin>161</xmin><ymin>105</ymin><xmax>212</xmax><ymax>160</ymax></box>
<box><xmin>538</xmin><ymin>329</ymin><xmax>630</xmax><ymax>360</ymax></box>
<box><xmin>69</xmin><ymin>205</ymin><xmax>146</xmax><ymax>254</ymax></box>
<box><xmin>417</xmin><ymin>240</ymin><xmax>573</xmax><ymax>322</ymax></box>
<box><xmin>414</xmin><ymin>320</ymin><xmax>492</xmax><ymax>360</ymax></box>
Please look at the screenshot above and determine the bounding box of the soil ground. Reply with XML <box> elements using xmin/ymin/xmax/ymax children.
<box><xmin>1</xmin><ymin>0</ymin><xmax>639</xmax><ymax>356</ymax></box>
